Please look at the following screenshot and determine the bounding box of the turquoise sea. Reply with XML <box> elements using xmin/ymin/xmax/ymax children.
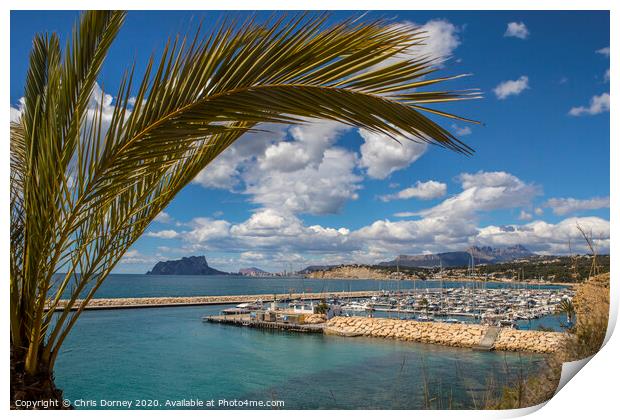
<box><xmin>53</xmin><ymin>275</ymin><xmax>561</xmax><ymax>409</ymax></box>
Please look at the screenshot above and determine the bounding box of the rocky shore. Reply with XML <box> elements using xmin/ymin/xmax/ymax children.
<box><xmin>494</xmin><ymin>329</ymin><xmax>568</xmax><ymax>353</ymax></box>
<box><xmin>325</xmin><ymin>317</ymin><xmax>568</xmax><ymax>353</ymax></box>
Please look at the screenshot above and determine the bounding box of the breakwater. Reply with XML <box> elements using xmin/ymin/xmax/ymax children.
<box><xmin>51</xmin><ymin>290</ymin><xmax>377</xmax><ymax>311</ymax></box>
<box><xmin>325</xmin><ymin>316</ymin><xmax>568</xmax><ymax>353</ymax></box>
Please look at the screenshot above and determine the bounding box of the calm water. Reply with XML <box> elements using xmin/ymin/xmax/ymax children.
<box><xmin>55</xmin><ymin>304</ymin><xmax>545</xmax><ymax>410</ymax></box>
<box><xmin>59</xmin><ymin>273</ymin><xmax>565</xmax><ymax>298</ymax></box>
<box><xmin>53</xmin><ymin>275</ymin><xmax>559</xmax><ymax>409</ymax></box>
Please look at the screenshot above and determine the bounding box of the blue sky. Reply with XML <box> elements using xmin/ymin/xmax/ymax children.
<box><xmin>10</xmin><ymin>11</ymin><xmax>610</xmax><ymax>273</ymax></box>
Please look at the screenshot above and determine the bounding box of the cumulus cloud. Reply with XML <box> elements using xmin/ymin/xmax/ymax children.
<box><xmin>246</xmin><ymin>146</ymin><xmax>362</xmax><ymax>215</ymax></box>
<box><xmin>192</xmin><ymin>124</ymin><xmax>287</xmax><ymax>190</ymax></box>
<box><xmin>378</xmin><ymin>19</ymin><xmax>460</xmax><ymax>70</ymax></box>
<box><xmin>604</xmin><ymin>69</ymin><xmax>610</xmax><ymax>83</ymax></box>
<box><xmin>380</xmin><ymin>180</ymin><xmax>447</xmax><ymax>201</ymax></box>
<box><xmin>544</xmin><ymin>196</ymin><xmax>610</xmax><ymax>216</ymax></box>
<box><xmin>146</xmin><ymin>229</ymin><xmax>181</xmax><ymax>239</ymax></box>
<box><xmin>358</xmin><ymin>129</ymin><xmax>428</xmax><ymax>179</ymax></box>
<box><xmin>415</xmin><ymin>19</ymin><xmax>461</xmax><ymax>61</ymax></box>
<box><xmin>154</xmin><ymin>211</ymin><xmax>173</xmax><ymax>224</ymax></box>
<box><xmin>138</xmin><ymin>169</ymin><xmax>608</xmax><ymax>270</ymax></box>
<box><xmin>476</xmin><ymin>217</ymin><xmax>609</xmax><ymax>255</ymax></box>
<box><xmin>193</xmin><ymin>120</ymin><xmax>360</xmax><ymax>216</ymax></box>
<box><xmin>185</xmin><ymin>218</ymin><xmax>232</xmax><ymax>242</ymax></box>
<box><xmin>504</xmin><ymin>22</ymin><xmax>529</xmax><ymax>39</ymax></box>
<box><xmin>568</xmin><ymin>93</ymin><xmax>610</xmax><ymax>116</ymax></box>
<box><xmin>494</xmin><ymin>76</ymin><xmax>529</xmax><ymax>99</ymax></box>
<box><xmin>596</xmin><ymin>47</ymin><xmax>610</xmax><ymax>57</ymax></box>
<box><xmin>418</xmin><ymin>171</ymin><xmax>540</xmax><ymax>219</ymax></box>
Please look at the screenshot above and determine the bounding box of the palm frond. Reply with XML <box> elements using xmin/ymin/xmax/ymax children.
<box><xmin>11</xmin><ymin>11</ymin><xmax>481</xmax><ymax>375</ymax></box>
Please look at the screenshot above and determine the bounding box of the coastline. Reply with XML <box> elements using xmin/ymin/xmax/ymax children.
<box><xmin>303</xmin><ymin>275</ymin><xmax>576</xmax><ymax>288</ymax></box>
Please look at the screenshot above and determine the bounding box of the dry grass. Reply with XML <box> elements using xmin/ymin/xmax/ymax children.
<box><xmin>485</xmin><ymin>273</ymin><xmax>610</xmax><ymax>409</ymax></box>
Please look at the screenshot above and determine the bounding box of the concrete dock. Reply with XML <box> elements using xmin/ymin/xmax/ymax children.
<box><xmin>203</xmin><ymin>314</ymin><xmax>326</xmax><ymax>333</ymax></box>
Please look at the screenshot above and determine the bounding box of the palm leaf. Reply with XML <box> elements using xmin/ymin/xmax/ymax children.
<box><xmin>11</xmin><ymin>11</ymin><xmax>481</xmax><ymax>375</ymax></box>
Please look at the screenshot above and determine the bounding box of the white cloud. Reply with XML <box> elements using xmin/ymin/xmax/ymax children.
<box><xmin>257</xmin><ymin>121</ymin><xmax>348</xmax><ymax>172</ymax></box>
<box><xmin>494</xmin><ymin>76</ymin><xmax>529</xmax><ymax>99</ymax></box>
<box><xmin>415</xmin><ymin>19</ymin><xmax>461</xmax><ymax>60</ymax></box>
<box><xmin>246</xmin><ymin>146</ymin><xmax>361</xmax><ymax>215</ymax></box>
<box><xmin>504</xmin><ymin>22</ymin><xmax>529</xmax><ymax>39</ymax></box>
<box><xmin>418</xmin><ymin>171</ymin><xmax>540</xmax><ymax>219</ymax></box>
<box><xmin>193</xmin><ymin>120</ymin><xmax>360</xmax><ymax>216</ymax></box>
<box><xmin>380</xmin><ymin>180</ymin><xmax>447</xmax><ymax>201</ymax></box>
<box><xmin>568</xmin><ymin>93</ymin><xmax>610</xmax><ymax>116</ymax></box>
<box><xmin>596</xmin><ymin>47</ymin><xmax>610</xmax><ymax>57</ymax></box>
<box><xmin>10</xmin><ymin>98</ymin><xmax>25</xmax><ymax>122</ymax></box>
<box><xmin>393</xmin><ymin>212</ymin><xmax>417</xmax><ymax>218</ymax></box>
<box><xmin>120</xmin><ymin>249</ymin><xmax>157</xmax><ymax>265</ymax></box>
<box><xmin>518</xmin><ymin>210</ymin><xmax>533</xmax><ymax>221</ymax></box>
<box><xmin>380</xmin><ymin>19</ymin><xmax>460</xmax><ymax>69</ymax></box>
<box><xmin>231</xmin><ymin>209</ymin><xmax>300</xmax><ymax>238</ymax></box>
<box><xmin>146</xmin><ymin>229</ymin><xmax>181</xmax><ymax>239</ymax></box>
<box><xmin>192</xmin><ymin>124</ymin><xmax>287</xmax><ymax>190</ymax></box>
<box><xmin>535</xmin><ymin>207</ymin><xmax>544</xmax><ymax>216</ymax></box>
<box><xmin>358</xmin><ymin>129</ymin><xmax>428</xmax><ymax>179</ymax></box>
<box><xmin>239</xmin><ymin>251</ymin><xmax>265</xmax><ymax>262</ymax></box>
<box><xmin>452</xmin><ymin>124</ymin><xmax>472</xmax><ymax>136</ymax></box>
<box><xmin>476</xmin><ymin>217</ymin><xmax>609</xmax><ymax>255</ymax></box>
<box><xmin>137</xmin><ymin>170</ymin><xmax>608</xmax><ymax>270</ymax></box>
<box><xmin>603</xmin><ymin>69</ymin><xmax>610</xmax><ymax>83</ymax></box>
<box><xmin>185</xmin><ymin>218</ymin><xmax>231</xmax><ymax>242</ymax></box>
<box><xmin>193</xmin><ymin>156</ymin><xmax>242</xmax><ymax>190</ymax></box>
<box><xmin>544</xmin><ymin>196</ymin><xmax>610</xmax><ymax>216</ymax></box>
<box><xmin>154</xmin><ymin>211</ymin><xmax>173</xmax><ymax>224</ymax></box>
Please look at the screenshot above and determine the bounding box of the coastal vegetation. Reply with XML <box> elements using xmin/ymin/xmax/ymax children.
<box><xmin>10</xmin><ymin>10</ymin><xmax>478</xmax><ymax>407</ymax></box>
<box><xmin>487</xmin><ymin>272</ymin><xmax>610</xmax><ymax>408</ymax></box>
<box><xmin>305</xmin><ymin>254</ymin><xmax>610</xmax><ymax>283</ymax></box>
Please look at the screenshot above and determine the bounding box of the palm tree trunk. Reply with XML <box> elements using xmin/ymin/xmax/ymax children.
<box><xmin>10</xmin><ymin>346</ymin><xmax>72</xmax><ymax>410</ymax></box>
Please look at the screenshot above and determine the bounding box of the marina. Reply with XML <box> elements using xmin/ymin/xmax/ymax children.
<box><xmin>203</xmin><ymin>283</ymin><xmax>574</xmax><ymax>331</ymax></box>
<box><xmin>337</xmin><ymin>285</ymin><xmax>575</xmax><ymax>327</ymax></box>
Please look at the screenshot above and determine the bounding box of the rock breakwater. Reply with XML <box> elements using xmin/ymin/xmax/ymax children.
<box><xmin>325</xmin><ymin>317</ymin><xmax>567</xmax><ymax>353</ymax></box>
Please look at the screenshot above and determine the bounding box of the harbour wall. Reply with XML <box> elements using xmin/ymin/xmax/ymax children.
<box><xmin>324</xmin><ymin>316</ymin><xmax>568</xmax><ymax>353</ymax></box>
<box><xmin>52</xmin><ymin>290</ymin><xmax>378</xmax><ymax>311</ymax></box>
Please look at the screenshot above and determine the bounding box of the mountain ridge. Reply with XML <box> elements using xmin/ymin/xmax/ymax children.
<box><xmin>378</xmin><ymin>245</ymin><xmax>534</xmax><ymax>268</ymax></box>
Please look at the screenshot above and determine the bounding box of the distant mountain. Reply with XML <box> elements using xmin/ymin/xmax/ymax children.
<box><xmin>378</xmin><ymin>245</ymin><xmax>534</xmax><ymax>268</ymax></box>
<box><xmin>146</xmin><ymin>256</ymin><xmax>228</xmax><ymax>275</ymax></box>
<box><xmin>239</xmin><ymin>267</ymin><xmax>269</xmax><ymax>276</ymax></box>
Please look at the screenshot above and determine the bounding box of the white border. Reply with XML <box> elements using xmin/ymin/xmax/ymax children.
<box><xmin>3</xmin><ymin>1</ymin><xmax>617</xmax><ymax>419</ymax></box>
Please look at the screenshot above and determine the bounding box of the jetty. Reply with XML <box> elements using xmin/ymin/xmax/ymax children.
<box><xmin>203</xmin><ymin>314</ymin><xmax>326</xmax><ymax>333</ymax></box>
<box><xmin>50</xmin><ymin>290</ymin><xmax>378</xmax><ymax>312</ymax></box>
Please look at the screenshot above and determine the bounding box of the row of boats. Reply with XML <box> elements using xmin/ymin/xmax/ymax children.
<box><xmin>336</xmin><ymin>286</ymin><xmax>574</xmax><ymax>328</ymax></box>
<box><xmin>217</xmin><ymin>285</ymin><xmax>574</xmax><ymax>329</ymax></box>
